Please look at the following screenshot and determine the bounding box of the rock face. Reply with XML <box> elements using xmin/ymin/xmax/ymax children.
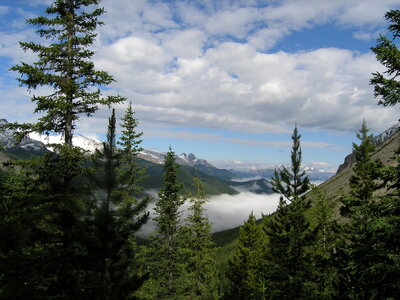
<box><xmin>336</xmin><ymin>122</ymin><xmax>400</xmax><ymax>174</ymax></box>
<box><xmin>0</xmin><ymin>119</ymin><xmax>47</xmax><ymax>152</ymax></box>
<box><xmin>178</xmin><ymin>152</ymin><xmax>214</xmax><ymax>168</ymax></box>
<box><xmin>373</xmin><ymin>122</ymin><xmax>400</xmax><ymax>145</ymax></box>
<box><xmin>336</xmin><ymin>153</ymin><xmax>356</xmax><ymax>174</ymax></box>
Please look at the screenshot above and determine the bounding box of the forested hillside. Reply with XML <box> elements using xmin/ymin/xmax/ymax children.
<box><xmin>1</xmin><ymin>1</ymin><xmax>400</xmax><ymax>299</ymax></box>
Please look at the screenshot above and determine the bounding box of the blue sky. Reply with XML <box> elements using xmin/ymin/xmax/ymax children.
<box><xmin>1</xmin><ymin>0</ymin><xmax>400</xmax><ymax>171</ymax></box>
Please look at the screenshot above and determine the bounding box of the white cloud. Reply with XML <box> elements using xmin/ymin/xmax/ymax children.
<box><xmin>161</xmin><ymin>29</ymin><xmax>206</xmax><ymax>58</ymax></box>
<box><xmin>336</xmin><ymin>0</ymin><xmax>399</xmax><ymax>27</ymax></box>
<box><xmin>143</xmin><ymin>127</ymin><xmax>334</xmax><ymax>149</ymax></box>
<box><xmin>3</xmin><ymin>0</ymin><xmax>400</xmax><ymax>140</ymax></box>
<box><xmin>204</xmin><ymin>192</ymin><xmax>281</xmax><ymax>231</ymax></box>
<box><xmin>139</xmin><ymin>192</ymin><xmax>281</xmax><ymax>235</ymax></box>
<box><xmin>93</xmin><ymin>36</ymin><xmax>398</xmax><ymax>134</ymax></box>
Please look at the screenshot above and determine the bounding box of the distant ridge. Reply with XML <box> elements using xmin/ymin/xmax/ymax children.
<box><xmin>337</xmin><ymin>122</ymin><xmax>400</xmax><ymax>174</ymax></box>
<box><xmin>0</xmin><ymin>119</ymin><xmax>47</xmax><ymax>152</ymax></box>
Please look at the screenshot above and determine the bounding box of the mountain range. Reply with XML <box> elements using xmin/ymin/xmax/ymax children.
<box><xmin>0</xmin><ymin>119</ymin><xmax>257</xmax><ymax>195</ymax></box>
<box><xmin>2</xmin><ymin>118</ymin><xmax>399</xmax><ymax>198</ymax></box>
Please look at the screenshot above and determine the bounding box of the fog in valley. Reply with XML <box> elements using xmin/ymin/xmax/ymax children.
<box><xmin>139</xmin><ymin>191</ymin><xmax>281</xmax><ymax>236</ymax></box>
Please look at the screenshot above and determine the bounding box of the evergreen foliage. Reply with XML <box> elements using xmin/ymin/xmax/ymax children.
<box><xmin>263</xmin><ymin>125</ymin><xmax>313</xmax><ymax>299</ymax></box>
<box><xmin>339</xmin><ymin>121</ymin><xmax>400</xmax><ymax>298</ymax></box>
<box><xmin>145</xmin><ymin>147</ymin><xmax>185</xmax><ymax>299</ymax></box>
<box><xmin>308</xmin><ymin>187</ymin><xmax>341</xmax><ymax>298</ymax></box>
<box><xmin>0</xmin><ymin>146</ymin><xmax>90</xmax><ymax>299</ymax></box>
<box><xmin>118</xmin><ymin>102</ymin><xmax>146</xmax><ymax>196</ymax></box>
<box><xmin>270</xmin><ymin>125</ymin><xmax>310</xmax><ymax>202</ymax></box>
<box><xmin>85</xmin><ymin>109</ymin><xmax>149</xmax><ymax>298</ymax></box>
<box><xmin>262</xmin><ymin>198</ymin><xmax>313</xmax><ymax>299</ymax></box>
<box><xmin>371</xmin><ymin>9</ymin><xmax>400</xmax><ymax>107</ymax></box>
<box><xmin>9</xmin><ymin>0</ymin><xmax>124</xmax><ymax>146</ymax></box>
<box><xmin>226</xmin><ymin>212</ymin><xmax>265</xmax><ymax>300</ymax></box>
<box><xmin>180</xmin><ymin>177</ymin><xmax>217</xmax><ymax>299</ymax></box>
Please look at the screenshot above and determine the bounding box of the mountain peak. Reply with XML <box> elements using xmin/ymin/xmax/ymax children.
<box><xmin>0</xmin><ymin>119</ymin><xmax>47</xmax><ymax>152</ymax></box>
<box><xmin>373</xmin><ymin>122</ymin><xmax>400</xmax><ymax>145</ymax></box>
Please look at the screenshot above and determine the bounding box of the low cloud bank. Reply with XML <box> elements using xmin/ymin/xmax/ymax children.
<box><xmin>204</xmin><ymin>192</ymin><xmax>281</xmax><ymax>232</ymax></box>
<box><xmin>139</xmin><ymin>192</ymin><xmax>281</xmax><ymax>236</ymax></box>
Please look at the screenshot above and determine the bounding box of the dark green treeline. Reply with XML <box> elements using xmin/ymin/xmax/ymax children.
<box><xmin>1</xmin><ymin>1</ymin><xmax>400</xmax><ymax>299</ymax></box>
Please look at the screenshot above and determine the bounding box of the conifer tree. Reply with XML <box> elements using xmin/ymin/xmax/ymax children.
<box><xmin>263</xmin><ymin>125</ymin><xmax>313</xmax><ymax>299</ymax></box>
<box><xmin>0</xmin><ymin>146</ymin><xmax>90</xmax><ymax>299</ymax></box>
<box><xmin>369</xmin><ymin>10</ymin><xmax>400</xmax><ymax>297</ymax></box>
<box><xmin>118</xmin><ymin>102</ymin><xmax>145</xmax><ymax>196</ymax></box>
<box><xmin>9</xmin><ymin>0</ymin><xmax>124</xmax><ymax>146</ymax></box>
<box><xmin>180</xmin><ymin>177</ymin><xmax>216</xmax><ymax>299</ymax></box>
<box><xmin>147</xmin><ymin>147</ymin><xmax>185</xmax><ymax>299</ymax></box>
<box><xmin>370</xmin><ymin>9</ymin><xmax>400</xmax><ymax>107</ymax></box>
<box><xmin>85</xmin><ymin>109</ymin><xmax>148</xmax><ymax>298</ymax></box>
<box><xmin>270</xmin><ymin>125</ymin><xmax>310</xmax><ymax>202</ymax></box>
<box><xmin>337</xmin><ymin>121</ymin><xmax>400</xmax><ymax>298</ymax></box>
<box><xmin>226</xmin><ymin>212</ymin><xmax>265</xmax><ymax>300</ymax></box>
<box><xmin>308</xmin><ymin>187</ymin><xmax>341</xmax><ymax>298</ymax></box>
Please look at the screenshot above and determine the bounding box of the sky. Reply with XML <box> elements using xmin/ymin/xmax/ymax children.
<box><xmin>1</xmin><ymin>0</ymin><xmax>400</xmax><ymax>172</ymax></box>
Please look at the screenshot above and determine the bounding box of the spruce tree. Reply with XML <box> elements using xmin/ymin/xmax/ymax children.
<box><xmin>9</xmin><ymin>0</ymin><xmax>124</xmax><ymax>146</ymax></box>
<box><xmin>226</xmin><ymin>212</ymin><xmax>265</xmax><ymax>300</ymax></box>
<box><xmin>337</xmin><ymin>121</ymin><xmax>400</xmax><ymax>298</ymax></box>
<box><xmin>118</xmin><ymin>102</ymin><xmax>145</xmax><ymax>196</ymax></box>
<box><xmin>0</xmin><ymin>146</ymin><xmax>90</xmax><ymax>299</ymax></box>
<box><xmin>180</xmin><ymin>177</ymin><xmax>216</xmax><ymax>299</ymax></box>
<box><xmin>374</xmin><ymin>147</ymin><xmax>400</xmax><ymax>297</ymax></box>
<box><xmin>146</xmin><ymin>147</ymin><xmax>185</xmax><ymax>299</ymax></box>
<box><xmin>270</xmin><ymin>125</ymin><xmax>310</xmax><ymax>202</ymax></box>
<box><xmin>369</xmin><ymin>9</ymin><xmax>400</xmax><ymax>297</ymax></box>
<box><xmin>85</xmin><ymin>109</ymin><xmax>149</xmax><ymax>299</ymax></box>
<box><xmin>308</xmin><ymin>187</ymin><xmax>341</xmax><ymax>298</ymax></box>
<box><xmin>370</xmin><ymin>9</ymin><xmax>400</xmax><ymax>107</ymax></box>
<box><xmin>263</xmin><ymin>125</ymin><xmax>313</xmax><ymax>299</ymax></box>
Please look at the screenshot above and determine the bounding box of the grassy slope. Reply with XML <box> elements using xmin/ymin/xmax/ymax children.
<box><xmin>213</xmin><ymin>132</ymin><xmax>400</xmax><ymax>262</ymax></box>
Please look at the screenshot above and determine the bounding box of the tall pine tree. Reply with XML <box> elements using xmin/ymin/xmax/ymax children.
<box><xmin>85</xmin><ymin>109</ymin><xmax>149</xmax><ymax>298</ymax></box>
<box><xmin>9</xmin><ymin>0</ymin><xmax>124</xmax><ymax>146</ymax></box>
<box><xmin>180</xmin><ymin>177</ymin><xmax>217</xmax><ymax>299</ymax></box>
<box><xmin>369</xmin><ymin>10</ymin><xmax>400</xmax><ymax>296</ymax></box>
<box><xmin>337</xmin><ymin>121</ymin><xmax>400</xmax><ymax>298</ymax></box>
<box><xmin>308</xmin><ymin>187</ymin><xmax>341</xmax><ymax>298</ymax></box>
<box><xmin>146</xmin><ymin>147</ymin><xmax>185</xmax><ymax>299</ymax></box>
<box><xmin>0</xmin><ymin>146</ymin><xmax>90</xmax><ymax>299</ymax></box>
<box><xmin>225</xmin><ymin>212</ymin><xmax>265</xmax><ymax>300</ymax></box>
<box><xmin>118</xmin><ymin>102</ymin><xmax>145</xmax><ymax>196</ymax></box>
<box><xmin>270</xmin><ymin>125</ymin><xmax>310</xmax><ymax>202</ymax></box>
<box><xmin>263</xmin><ymin>125</ymin><xmax>313</xmax><ymax>299</ymax></box>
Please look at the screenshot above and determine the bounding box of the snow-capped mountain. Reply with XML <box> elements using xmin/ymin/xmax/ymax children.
<box><xmin>213</xmin><ymin>160</ymin><xmax>336</xmax><ymax>182</ymax></box>
<box><xmin>178</xmin><ymin>153</ymin><xmax>215</xmax><ymax>168</ymax></box>
<box><xmin>139</xmin><ymin>149</ymin><xmax>213</xmax><ymax>168</ymax></box>
<box><xmin>137</xmin><ymin>149</ymin><xmax>237</xmax><ymax>180</ymax></box>
<box><xmin>0</xmin><ymin>118</ymin><xmax>103</xmax><ymax>154</ymax></box>
<box><xmin>373</xmin><ymin>122</ymin><xmax>400</xmax><ymax>145</ymax></box>
<box><xmin>337</xmin><ymin>121</ymin><xmax>400</xmax><ymax>174</ymax></box>
<box><xmin>138</xmin><ymin>149</ymin><xmax>166</xmax><ymax>164</ymax></box>
<box><xmin>28</xmin><ymin>132</ymin><xmax>103</xmax><ymax>153</ymax></box>
<box><xmin>0</xmin><ymin>119</ymin><xmax>47</xmax><ymax>152</ymax></box>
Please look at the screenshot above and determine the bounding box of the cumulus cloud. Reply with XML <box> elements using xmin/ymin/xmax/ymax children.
<box><xmin>139</xmin><ymin>192</ymin><xmax>281</xmax><ymax>235</ymax></box>
<box><xmin>3</xmin><ymin>0</ymin><xmax>400</xmax><ymax>139</ymax></box>
<box><xmin>93</xmin><ymin>40</ymin><xmax>397</xmax><ymax>134</ymax></box>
